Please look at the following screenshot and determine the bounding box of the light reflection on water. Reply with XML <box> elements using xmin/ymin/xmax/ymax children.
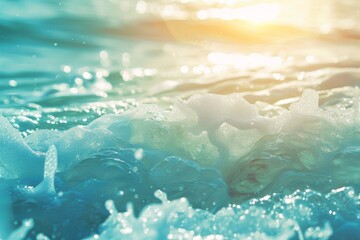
<box><xmin>0</xmin><ymin>0</ymin><xmax>360</xmax><ymax>192</ymax></box>
<box><xmin>1</xmin><ymin>0</ymin><xmax>360</xmax><ymax>239</ymax></box>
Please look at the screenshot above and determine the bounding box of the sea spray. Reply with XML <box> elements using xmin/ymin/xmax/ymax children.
<box><xmin>87</xmin><ymin>188</ymin><xmax>360</xmax><ymax>240</ymax></box>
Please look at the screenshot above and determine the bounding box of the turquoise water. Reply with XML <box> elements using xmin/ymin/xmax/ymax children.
<box><xmin>1</xmin><ymin>0</ymin><xmax>360</xmax><ymax>239</ymax></box>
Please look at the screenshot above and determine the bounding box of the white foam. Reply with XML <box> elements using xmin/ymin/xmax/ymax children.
<box><xmin>0</xmin><ymin>116</ymin><xmax>44</xmax><ymax>180</ymax></box>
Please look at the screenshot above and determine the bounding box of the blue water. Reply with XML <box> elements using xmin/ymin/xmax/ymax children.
<box><xmin>1</xmin><ymin>0</ymin><xmax>360</xmax><ymax>239</ymax></box>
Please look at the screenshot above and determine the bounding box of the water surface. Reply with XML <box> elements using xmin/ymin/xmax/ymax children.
<box><xmin>1</xmin><ymin>0</ymin><xmax>360</xmax><ymax>239</ymax></box>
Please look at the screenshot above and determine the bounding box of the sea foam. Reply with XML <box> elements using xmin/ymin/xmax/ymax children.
<box><xmin>0</xmin><ymin>89</ymin><xmax>359</xmax><ymax>238</ymax></box>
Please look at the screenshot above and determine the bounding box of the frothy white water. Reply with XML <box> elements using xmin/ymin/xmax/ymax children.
<box><xmin>1</xmin><ymin>0</ymin><xmax>360</xmax><ymax>238</ymax></box>
<box><xmin>1</xmin><ymin>89</ymin><xmax>359</xmax><ymax>204</ymax></box>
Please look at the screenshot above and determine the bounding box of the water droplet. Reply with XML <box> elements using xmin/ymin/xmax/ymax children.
<box><xmin>134</xmin><ymin>148</ymin><xmax>144</xmax><ymax>160</ymax></box>
<box><xmin>9</xmin><ymin>80</ymin><xmax>17</xmax><ymax>87</ymax></box>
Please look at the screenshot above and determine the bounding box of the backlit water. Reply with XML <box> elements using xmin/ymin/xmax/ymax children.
<box><xmin>1</xmin><ymin>0</ymin><xmax>360</xmax><ymax>239</ymax></box>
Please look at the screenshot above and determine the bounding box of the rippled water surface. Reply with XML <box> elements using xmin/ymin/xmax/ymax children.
<box><xmin>1</xmin><ymin>0</ymin><xmax>360</xmax><ymax>239</ymax></box>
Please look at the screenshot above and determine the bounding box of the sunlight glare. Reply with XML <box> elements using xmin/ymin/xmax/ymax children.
<box><xmin>197</xmin><ymin>3</ymin><xmax>281</xmax><ymax>23</ymax></box>
<box><xmin>207</xmin><ymin>52</ymin><xmax>284</xmax><ymax>70</ymax></box>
